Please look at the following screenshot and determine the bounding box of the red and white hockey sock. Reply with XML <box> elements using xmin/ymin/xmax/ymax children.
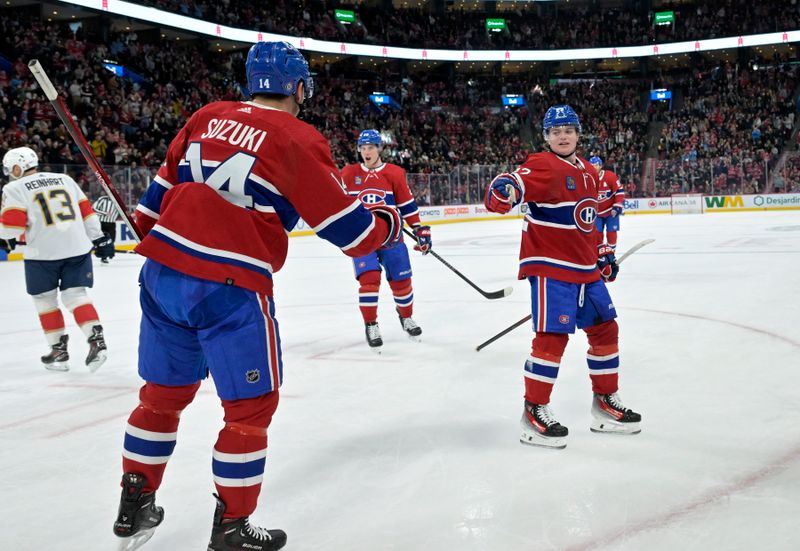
<box><xmin>524</xmin><ymin>332</ymin><xmax>569</xmax><ymax>405</ymax></box>
<box><xmin>214</xmin><ymin>391</ymin><xmax>279</xmax><ymax>519</ymax></box>
<box><xmin>358</xmin><ymin>271</ymin><xmax>381</xmax><ymax>323</ymax></box>
<box><xmin>61</xmin><ymin>287</ymin><xmax>100</xmax><ymax>338</ymax></box>
<box><xmin>585</xmin><ymin>320</ymin><xmax>620</xmax><ymax>395</ymax></box>
<box><xmin>32</xmin><ymin>290</ymin><xmax>65</xmax><ymax>345</ymax></box>
<box><xmin>607</xmin><ymin>231</ymin><xmax>618</xmax><ymax>251</ymax></box>
<box><xmin>389</xmin><ymin>278</ymin><xmax>413</xmax><ymax>318</ymax></box>
<box><xmin>122</xmin><ymin>382</ymin><xmax>200</xmax><ymax>492</ymax></box>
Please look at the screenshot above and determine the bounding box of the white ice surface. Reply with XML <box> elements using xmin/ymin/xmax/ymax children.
<box><xmin>1</xmin><ymin>211</ymin><xmax>799</xmax><ymax>551</ymax></box>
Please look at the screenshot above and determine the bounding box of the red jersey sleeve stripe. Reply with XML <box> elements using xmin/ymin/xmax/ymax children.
<box><xmin>79</xmin><ymin>199</ymin><xmax>95</xmax><ymax>220</ymax></box>
<box><xmin>1</xmin><ymin>208</ymin><xmax>27</xmax><ymax>229</ymax></box>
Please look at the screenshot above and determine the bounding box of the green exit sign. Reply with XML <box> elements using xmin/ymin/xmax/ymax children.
<box><xmin>335</xmin><ymin>9</ymin><xmax>355</xmax><ymax>24</ymax></box>
<box><xmin>486</xmin><ymin>18</ymin><xmax>506</xmax><ymax>32</ymax></box>
<box><xmin>654</xmin><ymin>11</ymin><xmax>674</xmax><ymax>26</ymax></box>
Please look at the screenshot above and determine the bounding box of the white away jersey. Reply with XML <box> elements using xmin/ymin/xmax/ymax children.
<box><xmin>0</xmin><ymin>172</ymin><xmax>103</xmax><ymax>260</ymax></box>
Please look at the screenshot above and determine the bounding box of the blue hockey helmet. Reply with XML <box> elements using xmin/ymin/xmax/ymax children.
<box><xmin>542</xmin><ymin>104</ymin><xmax>582</xmax><ymax>134</ymax></box>
<box><xmin>246</xmin><ymin>41</ymin><xmax>314</xmax><ymax>99</ymax></box>
<box><xmin>357</xmin><ymin>129</ymin><xmax>382</xmax><ymax>146</ymax></box>
<box><xmin>589</xmin><ymin>156</ymin><xmax>603</xmax><ymax>166</ymax></box>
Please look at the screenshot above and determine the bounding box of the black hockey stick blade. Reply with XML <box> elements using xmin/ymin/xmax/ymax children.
<box><xmin>402</xmin><ymin>227</ymin><xmax>512</xmax><ymax>299</ymax></box>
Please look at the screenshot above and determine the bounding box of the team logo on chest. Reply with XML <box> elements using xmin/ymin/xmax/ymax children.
<box><xmin>573</xmin><ymin>197</ymin><xmax>598</xmax><ymax>233</ymax></box>
<box><xmin>565</xmin><ymin>176</ymin><xmax>576</xmax><ymax>190</ymax></box>
<box><xmin>358</xmin><ymin>188</ymin><xmax>387</xmax><ymax>206</ymax></box>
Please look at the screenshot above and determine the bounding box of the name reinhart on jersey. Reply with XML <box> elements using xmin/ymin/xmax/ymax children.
<box><xmin>23</xmin><ymin>177</ymin><xmax>65</xmax><ymax>190</ymax></box>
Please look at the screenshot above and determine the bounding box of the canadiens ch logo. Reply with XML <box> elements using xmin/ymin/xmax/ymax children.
<box><xmin>565</xmin><ymin>176</ymin><xmax>576</xmax><ymax>190</ymax></box>
<box><xmin>358</xmin><ymin>188</ymin><xmax>387</xmax><ymax>206</ymax></box>
<box><xmin>245</xmin><ymin>369</ymin><xmax>260</xmax><ymax>383</ymax></box>
<box><xmin>573</xmin><ymin>197</ymin><xmax>597</xmax><ymax>233</ymax></box>
<box><xmin>559</xmin><ymin>315</ymin><xmax>570</xmax><ymax>324</ymax></box>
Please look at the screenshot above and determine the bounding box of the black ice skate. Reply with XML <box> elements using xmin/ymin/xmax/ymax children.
<box><xmin>41</xmin><ymin>334</ymin><xmax>69</xmax><ymax>371</ymax></box>
<box><xmin>365</xmin><ymin>321</ymin><xmax>383</xmax><ymax>350</ymax></box>
<box><xmin>591</xmin><ymin>392</ymin><xmax>642</xmax><ymax>434</ymax></box>
<box><xmin>113</xmin><ymin>473</ymin><xmax>164</xmax><ymax>551</ymax></box>
<box><xmin>86</xmin><ymin>324</ymin><xmax>107</xmax><ymax>372</ymax></box>
<box><xmin>520</xmin><ymin>400</ymin><xmax>568</xmax><ymax>449</ymax></box>
<box><xmin>208</xmin><ymin>493</ymin><xmax>287</xmax><ymax>551</ymax></box>
<box><xmin>397</xmin><ymin>309</ymin><xmax>422</xmax><ymax>339</ymax></box>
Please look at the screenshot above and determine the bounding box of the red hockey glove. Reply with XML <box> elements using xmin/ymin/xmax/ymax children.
<box><xmin>484</xmin><ymin>174</ymin><xmax>521</xmax><ymax>214</ymax></box>
<box><xmin>367</xmin><ymin>204</ymin><xmax>403</xmax><ymax>247</ymax></box>
<box><xmin>597</xmin><ymin>244</ymin><xmax>619</xmax><ymax>282</ymax></box>
<box><xmin>412</xmin><ymin>225</ymin><xmax>432</xmax><ymax>255</ymax></box>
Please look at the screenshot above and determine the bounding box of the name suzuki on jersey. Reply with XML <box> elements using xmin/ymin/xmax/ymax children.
<box><xmin>200</xmin><ymin>118</ymin><xmax>268</xmax><ymax>153</ymax></box>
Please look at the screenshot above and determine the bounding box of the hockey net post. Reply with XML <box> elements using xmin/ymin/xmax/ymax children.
<box><xmin>671</xmin><ymin>193</ymin><xmax>704</xmax><ymax>215</ymax></box>
<box><xmin>28</xmin><ymin>59</ymin><xmax>144</xmax><ymax>242</ymax></box>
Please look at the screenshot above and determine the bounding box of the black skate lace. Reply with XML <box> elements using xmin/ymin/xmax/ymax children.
<box><xmin>535</xmin><ymin>405</ymin><xmax>558</xmax><ymax>427</ymax></box>
<box><xmin>243</xmin><ymin>520</ymin><xmax>272</xmax><ymax>542</ymax></box>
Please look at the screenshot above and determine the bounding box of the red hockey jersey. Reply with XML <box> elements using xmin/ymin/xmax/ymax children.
<box><xmin>340</xmin><ymin>162</ymin><xmax>421</xmax><ymax>229</ymax></box>
<box><xmin>510</xmin><ymin>152</ymin><xmax>601</xmax><ymax>284</ymax></box>
<box><xmin>595</xmin><ymin>168</ymin><xmax>625</xmax><ymax>218</ymax></box>
<box><xmin>135</xmin><ymin>100</ymin><xmax>391</xmax><ymax>295</ymax></box>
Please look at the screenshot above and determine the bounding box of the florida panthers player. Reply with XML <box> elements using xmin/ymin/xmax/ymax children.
<box><xmin>0</xmin><ymin>147</ymin><xmax>112</xmax><ymax>372</ymax></box>
<box><xmin>589</xmin><ymin>155</ymin><xmax>624</xmax><ymax>251</ymax></box>
<box><xmin>340</xmin><ymin>129</ymin><xmax>431</xmax><ymax>350</ymax></box>
<box><xmin>112</xmin><ymin>42</ymin><xmax>402</xmax><ymax>551</ymax></box>
<box><xmin>484</xmin><ymin>105</ymin><xmax>641</xmax><ymax>449</ymax></box>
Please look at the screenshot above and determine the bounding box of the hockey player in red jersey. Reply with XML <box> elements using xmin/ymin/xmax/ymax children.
<box><xmin>340</xmin><ymin>129</ymin><xmax>431</xmax><ymax>350</ymax></box>
<box><xmin>589</xmin><ymin>155</ymin><xmax>625</xmax><ymax>251</ymax></box>
<box><xmin>0</xmin><ymin>147</ymin><xmax>112</xmax><ymax>372</ymax></box>
<box><xmin>112</xmin><ymin>42</ymin><xmax>403</xmax><ymax>551</ymax></box>
<box><xmin>484</xmin><ymin>105</ymin><xmax>641</xmax><ymax>449</ymax></box>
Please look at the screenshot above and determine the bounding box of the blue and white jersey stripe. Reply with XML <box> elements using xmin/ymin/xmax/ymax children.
<box><xmin>520</xmin><ymin>255</ymin><xmax>597</xmax><ymax>274</ymax></box>
<box><xmin>122</xmin><ymin>424</ymin><xmax>177</xmax><ymax>465</ymax></box>
<box><xmin>212</xmin><ymin>448</ymin><xmax>267</xmax><ymax>487</ymax></box>
<box><xmin>149</xmin><ymin>224</ymin><xmax>274</xmax><ymax>278</ymax></box>
<box><xmin>526</xmin><ymin>201</ymin><xmax>577</xmax><ymax>229</ymax></box>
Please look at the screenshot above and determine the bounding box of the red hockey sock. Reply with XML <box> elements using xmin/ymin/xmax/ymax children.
<box><xmin>389</xmin><ymin>278</ymin><xmax>413</xmax><ymax>318</ymax></box>
<box><xmin>72</xmin><ymin>303</ymin><xmax>100</xmax><ymax>336</ymax></box>
<box><xmin>214</xmin><ymin>391</ymin><xmax>280</xmax><ymax>519</ymax></box>
<box><xmin>358</xmin><ymin>271</ymin><xmax>381</xmax><ymax>323</ymax></box>
<box><xmin>524</xmin><ymin>332</ymin><xmax>569</xmax><ymax>405</ymax></box>
<box><xmin>607</xmin><ymin>231</ymin><xmax>618</xmax><ymax>250</ymax></box>
<box><xmin>585</xmin><ymin>320</ymin><xmax>620</xmax><ymax>395</ymax></box>
<box><xmin>122</xmin><ymin>382</ymin><xmax>200</xmax><ymax>492</ymax></box>
<box><xmin>38</xmin><ymin>309</ymin><xmax>65</xmax><ymax>345</ymax></box>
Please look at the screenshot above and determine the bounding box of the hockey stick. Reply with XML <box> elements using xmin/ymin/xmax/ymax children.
<box><xmin>28</xmin><ymin>60</ymin><xmax>144</xmax><ymax>243</ymax></box>
<box><xmin>402</xmin><ymin>227</ymin><xmax>513</xmax><ymax>299</ymax></box>
<box><xmin>475</xmin><ymin>238</ymin><xmax>655</xmax><ymax>351</ymax></box>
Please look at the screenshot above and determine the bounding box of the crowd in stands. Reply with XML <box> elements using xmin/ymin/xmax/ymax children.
<box><xmin>653</xmin><ymin>62</ymin><xmax>798</xmax><ymax>195</ymax></box>
<box><xmin>2</xmin><ymin>8</ymin><xmax>799</xmax><ymax>207</ymax></box>
<box><xmin>142</xmin><ymin>0</ymin><xmax>800</xmax><ymax>51</ymax></box>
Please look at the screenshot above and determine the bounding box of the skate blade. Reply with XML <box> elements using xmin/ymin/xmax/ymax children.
<box><xmin>117</xmin><ymin>528</ymin><xmax>156</xmax><ymax>551</ymax></box>
<box><xmin>590</xmin><ymin>419</ymin><xmax>641</xmax><ymax>434</ymax></box>
<box><xmin>87</xmin><ymin>350</ymin><xmax>108</xmax><ymax>373</ymax></box>
<box><xmin>43</xmin><ymin>361</ymin><xmax>69</xmax><ymax>372</ymax></box>
<box><xmin>406</xmin><ymin>333</ymin><xmax>422</xmax><ymax>343</ymax></box>
<box><xmin>520</xmin><ymin>430</ymin><xmax>566</xmax><ymax>449</ymax></box>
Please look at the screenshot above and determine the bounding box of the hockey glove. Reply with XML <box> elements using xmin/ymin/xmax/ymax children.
<box><xmin>484</xmin><ymin>174</ymin><xmax>521</xmax><ymax>214</ymax></box>
<box><xmin>597</xmin><ymin>245</ymin><xmax>619</xmax><ymax>282</ymax></box>
<box><xmin>412</xmin><ymin>225</ymin><xmax>432</xmax><ymax>255</ymax></box>
<box><xmin>367</xmin><ymin>204</ymin><xmax>403</xmax><ymax>247</ymax></box>
<box><xmin>0</xmin><ymin>238</ymin><xmax>16</xmax><ymax>254</ymax></box>
<box><xmin>611</xmin><ymin>205</ymin><xmax>623</xmax><ymax>217</ymax></box>
<box><xmin>92</xmin><ymin>233</ymin><xmax>115</xmax><ymax>261</ymax></box>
